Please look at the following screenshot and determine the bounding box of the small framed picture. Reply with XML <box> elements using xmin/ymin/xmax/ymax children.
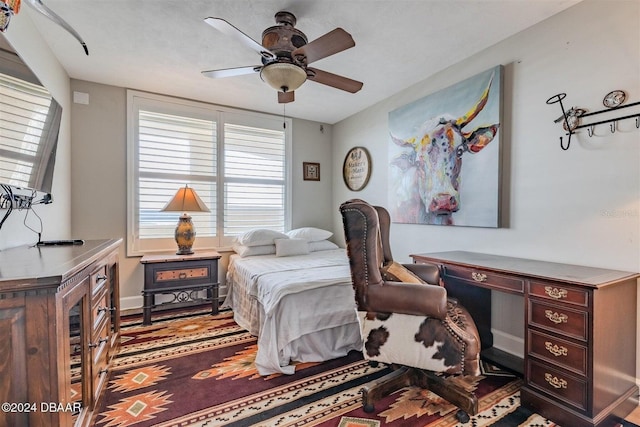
<box><xmin>303</xmin><ymin>162</ymin><xmax>320</xmax><ymax>181</ymax></box>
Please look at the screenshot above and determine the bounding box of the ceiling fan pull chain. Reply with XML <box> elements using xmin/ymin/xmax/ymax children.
<box><xmin>283</xmin><ymin>103</ymin><xmax>286</xmax><ymax>129</ymax></box>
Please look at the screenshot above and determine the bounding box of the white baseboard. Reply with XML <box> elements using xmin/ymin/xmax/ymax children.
<box><xmin>120</xmin><ymin>295</ymin><xmax>143</xmax><ymax>311</ymax></box>
<box><xmin>492</xmin><ymin>328</ymin><xmax>524</xmax><ymax>359</ymax></box>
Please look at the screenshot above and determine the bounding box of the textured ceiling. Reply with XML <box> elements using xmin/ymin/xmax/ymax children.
<box><xmin>20</xmin><ymin>0</ymin><xmax>581</xmax><ymax>124</ymax></box>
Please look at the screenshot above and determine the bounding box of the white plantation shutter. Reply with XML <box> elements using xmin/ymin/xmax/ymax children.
<box><xmin>0</xmin><ymin>72</ymin><xmax>53</xmax><ymax>188</ymax></box>
<box><xmin>127</xmin><ymin>91</ymin><xmax>291</xmax><ymax>255</ymax></box>
<box><xmin>137</xmin><ymin>110</ymin><xmax>216</xmax><ymax>239</ymax></box>
<box><xmin>224</xmin><ymin>123</ymin><xmax>286</xmax><ymax>235</ymax></box>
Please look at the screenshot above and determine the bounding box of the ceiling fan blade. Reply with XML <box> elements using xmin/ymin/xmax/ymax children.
<box><xmin>292</xmin><ymin>28</ymin><xmax>355</xmax><ymax>65</ymax></box>
<box><xmin>23</xmin><ymin>0</ymin><xmax>89</xmax><ymax>55</ymax></box>
<box><xmin>202</xmin><ymin>66</ymin><xmax>261</xmax><ymax>79</ymax></box>
<box><xmin>204</xmin><ymin>17</ymin><xmax>275</xmax><ymax>60</ymax></box>
<box><xmin>278</xmin><ymin>91</ymin><xmax>295</xmax><ymax>104</ymax></box>
<box><xmin>307</xmin><ymin>68</ymin><xmax>363</xmax><ymax>93</ymax></box>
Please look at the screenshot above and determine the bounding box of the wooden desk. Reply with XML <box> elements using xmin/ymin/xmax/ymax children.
<box><xmin>411</xmin><ymin>251</ymin><xmax>639</xmax><ymax>427</ymax></box>
<box><xmin>141</xmin><ymin>251</ymin><xmax>220</xmax><ymax>325</ymax></box>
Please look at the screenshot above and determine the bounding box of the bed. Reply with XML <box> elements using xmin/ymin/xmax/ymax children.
<box><xmin>223</xmin><ymin>229</ymin><xmax>362</xmax><ymax>375</ymax></box>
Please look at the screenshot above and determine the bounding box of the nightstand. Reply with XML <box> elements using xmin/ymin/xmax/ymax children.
<box><xmin>140</xmin><ymin>250</ymin><xmax>221</xmax><ymax>325</ymax></box>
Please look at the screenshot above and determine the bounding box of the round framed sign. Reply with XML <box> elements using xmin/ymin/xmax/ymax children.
<box><xmin>343</xmin><ymin>146</ymin><xmax>371</xmax><ymax>191</ymax></box>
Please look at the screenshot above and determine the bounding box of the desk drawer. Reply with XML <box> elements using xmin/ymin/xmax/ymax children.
<box><xmin>528</xmin><ymin>300</ymin><xmax>588</xmax><ymax>341</ymax></box>
<box><xmin>529</xmin><ymin>281</ymin><xmax>589</xmax><ymax>307</ymax></box>
<box><xmin>443</xmin><ymin>265</ymin><xmax>525</xmax><ymax>293</ymax></box>
<box><xmin>527</xmin><ymin>359</ymin><xmax>588</xmax><ymax>412</ymax></box>
<box><xmin>528</xmin><ymin>330</ymin><xmax>587</xmax><ymax>376</ymax></box>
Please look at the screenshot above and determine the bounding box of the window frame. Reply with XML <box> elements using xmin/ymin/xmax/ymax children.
<box><xmin>126</xmin><ymin>90</ymin><xmax>292</xmax><ymax>257</ymax></box>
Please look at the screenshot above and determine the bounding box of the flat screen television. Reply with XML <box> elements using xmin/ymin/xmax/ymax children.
<box><xmin>0</xmin><ymin>36</ymin><xmax>61</xmax><ymax>202</ymax></box>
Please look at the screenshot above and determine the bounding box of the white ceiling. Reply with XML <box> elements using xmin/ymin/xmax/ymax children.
<box><xmin>23</xmin><ymin>0</ymin><xmax>581</xmax><ymax>124</ymax></box>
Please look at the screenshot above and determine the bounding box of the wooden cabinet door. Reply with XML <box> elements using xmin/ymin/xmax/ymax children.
<box><xmin>0</xmin><ymin>297</ymin><xmax>28</xmax><ymax>427</ymax></box>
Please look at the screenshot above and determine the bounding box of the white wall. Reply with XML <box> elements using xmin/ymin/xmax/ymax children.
<box><xmin>291</xmin><ymin>120</ymin><xmax>334</xmax><ymax>231</ymax></box>
<box><xmin>0</xmin><ymin>11</ymin><xmax>72</xmax><ymax>248</ymax></box>
<box><xmin>331</xmin><ymin>0</ymin><xmax>640</xmax><ymax>375</ymax></box>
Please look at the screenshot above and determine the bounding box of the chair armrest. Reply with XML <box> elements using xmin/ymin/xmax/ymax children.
<box><xmin>403</xmin><ymin>263</ymin><xmax>440</xmax><ymax>285</ymax></box>
<box><xmin>367</xmin><ymin>282</ymin><xmax>448</xmax><ymax>319</ymax></box>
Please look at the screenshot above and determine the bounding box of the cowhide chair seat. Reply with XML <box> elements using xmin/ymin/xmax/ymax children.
<box><xmin>340</xmin><ymin>199</ymin><xmax>481</xmax><ymax>423</ymax></box>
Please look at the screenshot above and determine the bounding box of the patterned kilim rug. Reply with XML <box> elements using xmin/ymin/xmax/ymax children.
<box><xmin>93</xmin><ymin>307</ymin><xmax>634</xmax><ymax>427</ymax></box>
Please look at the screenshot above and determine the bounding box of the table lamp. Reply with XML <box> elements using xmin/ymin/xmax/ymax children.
<box><xmin>161</xmin><ymin>185</ymin><xmax>210</xmax><ymax>255</ymax></box>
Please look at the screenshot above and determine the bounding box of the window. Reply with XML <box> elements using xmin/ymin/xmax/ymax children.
<box><xmin>127</xmin><ymin>91</ymin><xmax>291</xmax><ymax>255</ymax></box>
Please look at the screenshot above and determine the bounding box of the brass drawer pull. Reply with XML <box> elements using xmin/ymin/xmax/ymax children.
<box><xmin>471</xmin><ymin>272</ymin><xmax>487</xmax><ymax>282</ymax></box>
<box><xmin>544</xmin><ymin>373</ymin><xmax>568</xmax><ymax>389</ymax></box>
<box><xmin>545</xmin><ymin>286</ymin><xmax>568</xmax><ymax>299</ymax></box>
<box><xmin>545</xmin><ymin>341</ymin><xmax>568</xmax><ymax>357</ymax></box>
<box><xmin>545</xmin><ymin>310</ymin><xmax>568</xmax><ymax>324</ymax></box>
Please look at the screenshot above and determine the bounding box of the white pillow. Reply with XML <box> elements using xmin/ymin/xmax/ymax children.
<box><xmin>309</xmin><ymin>240</ymin><xmax>339</xmax><ymax>252</ymax></box>
<box><xmin>274</xmin><ymin>238</ymin><xmax>310</xmax><ymax>257</ymax></box>
<box><xmin>232</xmin><ymin>243</ymin><xmax>276</xmax><ymax>258</ymax></box>
<box><xmin>236</xmin><ymin>229</ymin><xmax>288</xmax><ymax>247</ymax></box>
<box><xmin>286</xmin><ymin>227</ymin><xmax>332</xmax><ymax>242</ymax></box>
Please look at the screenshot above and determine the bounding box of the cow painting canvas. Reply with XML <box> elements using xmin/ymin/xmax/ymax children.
<box><xmin>388</xmin><ymin>66</ymin><xmax>502</xmax><ymax>227</ymax></box>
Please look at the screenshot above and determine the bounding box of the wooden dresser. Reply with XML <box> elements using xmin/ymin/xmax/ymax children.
<box><xmin>412</xmin><ymin>251</ymin><xmax>639</xmax><ymax>427</ymax></box>
<box><xmin>0</xmin><ymin>239</ymin><xmax>122</xmax><ymax>427</ymax></box>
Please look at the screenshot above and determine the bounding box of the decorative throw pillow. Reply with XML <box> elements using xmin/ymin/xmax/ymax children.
<box><xmin>274</xmin><ymin>238</ymin><xmax>310</xmax><ymax>257</ymax></box>
<box><xmin>381</xmin><ymin>261</ymin><xmax>426</xmax><ymax>284</ymax></box>
<box><xmin>286</xmin><ymin>227</ymin><xmax>333</xmax><ymax>242</ymax></box>
<box><xmin>232</xmin><ymin>243</ymin><xmax>276</xmax><ymax>258</ymax></box>
<box><xmin>236</xmin><ymin>229</ymin><xmax>289</xmax><ymax>247</ymax></box>
<box><xmin>309</xmin><ymin>240</ymin><xmax>340</xmax><ymax>252</ymax></box>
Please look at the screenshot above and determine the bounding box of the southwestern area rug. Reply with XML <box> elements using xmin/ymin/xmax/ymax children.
<box><xmin>93</xmin><ymin>307</ymin><xmax>634</xmax><ymax>427</ymax></box>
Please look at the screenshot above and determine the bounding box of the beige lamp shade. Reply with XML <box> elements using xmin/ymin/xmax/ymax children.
<box><xmin>161</xmin><ymin>185</ymin><xmax>209</xmax><ymax>255</ymax></box>
<box><xmin>161</xmin><ymin>185</ymin><xmax>210</xmax><ymax>213</ymax></box>
<box><xmin>260</xmin><ymin>62</ymin><xmax>307</xmax><ymax>92</ymax></box>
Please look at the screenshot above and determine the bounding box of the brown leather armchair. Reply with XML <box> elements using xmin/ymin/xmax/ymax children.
<box><xmin>339</xmin><ymin>199</ymin><xmax>481</xmax><ymax>423</ymax></box>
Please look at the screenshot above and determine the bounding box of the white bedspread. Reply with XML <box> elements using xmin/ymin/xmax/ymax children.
<box><xmin>225</xmin><ymin>249</ymin><xmax>361</xmax><ymax>375</ymax></box>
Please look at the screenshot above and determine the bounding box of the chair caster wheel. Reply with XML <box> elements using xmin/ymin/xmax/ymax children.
<box><xmin>363</xmin><ymin>404</ymin><xmax>375</xmax><ymax>413</ymax></box>
<box><xmin>455</xmin><ymin>409</ymin><xmax>470</xmax><ymax>423</ymax></box>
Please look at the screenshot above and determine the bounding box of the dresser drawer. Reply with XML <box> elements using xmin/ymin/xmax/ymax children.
<box><xmin>92</xmin><ymin>288</ymin><xmax>111</xmax><ymax>332</ymax></box>
<box><xmin>529</xmin><ymin>281</ymin><xmax>589</xmax><ymax>307</ymax></box>
<box><xmin>91</xmin><ymin>264</ymin><xmax>109</xmax><ymax>296</ymax></box>
<box><xmin>91</xmin><ymin>321</ymin><xmax>109</xmax><ymax>366</ymax></box>
<box><xmin>528</xmin><ymin>300</ymin><xmax>588</xmax><ymax>341</ymax></box>
<box><xmin>91</xmin><ymin>324</ymin><xmax>109</xmax><ymax>401</ymax></box>
<box><xmin>528</xmin><ymin>330</ymin><xmax>587</xmax><ymax>376</ymax></box>
<box><xmin>443</xmin><ymin>265</ymin><xmax>525</xmax><ymax>293</ymax></box>
<box><xmin>527</xmin><ymin>359</ymin><xmax>588</xmax><ymax>412</ymax></box>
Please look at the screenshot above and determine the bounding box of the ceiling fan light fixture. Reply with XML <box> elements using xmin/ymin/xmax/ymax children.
<box><xmin>260</xmin><ymin>62</ymin><xmax>306</xmax><ymax>92</ymax></box>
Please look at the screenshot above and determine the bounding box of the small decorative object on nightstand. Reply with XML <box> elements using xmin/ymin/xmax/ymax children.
<box><xmin>140</xmin><ymin>250</ymin><xmax>221</xmax><ymax>325</ymax></box>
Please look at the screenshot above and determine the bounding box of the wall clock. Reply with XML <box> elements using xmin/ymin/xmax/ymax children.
<box><xmin>343</xmin><ymin>146</ymin><xmax>371</xmax><ymax>191</ymax></box>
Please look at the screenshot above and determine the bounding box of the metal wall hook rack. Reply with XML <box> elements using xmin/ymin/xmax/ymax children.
<box><xmin>547</xmin><ymin>93</ymin><xmax>640</xmax><ymax>150</ymax></box>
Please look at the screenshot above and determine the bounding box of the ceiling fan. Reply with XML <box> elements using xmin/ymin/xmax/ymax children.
<box><xmin>202</xmin><ymin>11</ymin><xmax>363</xmax><ymax>103</ymax></box>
